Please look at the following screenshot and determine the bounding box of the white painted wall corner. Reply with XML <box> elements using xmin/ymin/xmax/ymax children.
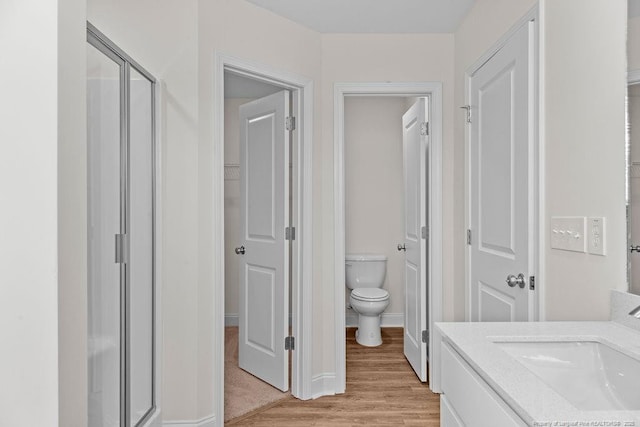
<box><xmin>224</xmin><ymin>314</ymin><xmax>239</xmax><ymax>326</ymax></box>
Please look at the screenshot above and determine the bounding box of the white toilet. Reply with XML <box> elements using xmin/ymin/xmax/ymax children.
<box><xmin>345</xmin><ymin>254</ymin><xmax>390</xmax><ymax>347</ymax></box>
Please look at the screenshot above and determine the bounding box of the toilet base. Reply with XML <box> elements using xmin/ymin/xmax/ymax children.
<box><xmin>355</xmin><ymin>314</ymin><xmax>383</xmax><ymax>347</ymax></box>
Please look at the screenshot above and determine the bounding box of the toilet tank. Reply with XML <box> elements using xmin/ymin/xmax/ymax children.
<box><xmin>345</xmin><ymin>254</ymin><xmax>387</xmax><ymax>290</ymax></box>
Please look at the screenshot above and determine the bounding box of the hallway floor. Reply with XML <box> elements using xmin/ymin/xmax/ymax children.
<box><xmin>226</xmin><ymin>327</ymin><xmax>440</xmax><ymax>426</ymax></box>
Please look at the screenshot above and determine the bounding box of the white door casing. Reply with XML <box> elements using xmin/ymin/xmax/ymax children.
<box><xmin>468</xmin><ymin>20</ymin><xmax>535</xmax><ymax>322</ymax></box>
<box><xmin>238</xmin><ymin>90</ymin><xmax>290</xmax><ymax>391</ymax></box>
<box><xmin>402</xmin><ymin>98</ymin><xmax>428</xmax><ymax>381</ymax></box>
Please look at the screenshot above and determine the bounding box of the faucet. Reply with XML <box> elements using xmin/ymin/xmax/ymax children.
<box><xmin>630</xmin><ymin>305</ymin><xmax>640</xmax><ymax>319</ymax></box>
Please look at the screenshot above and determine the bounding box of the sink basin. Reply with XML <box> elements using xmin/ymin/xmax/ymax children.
<box><xmin>496</xmin><ymin>341</ymin><xmax>640</xmax><ymax>411</ymax></box>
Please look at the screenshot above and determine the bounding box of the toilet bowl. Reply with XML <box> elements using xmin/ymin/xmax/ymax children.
<box><xmin>345</xmin><ymin>254</ymin><xmax>390</xmax><ymax>347</ymax></box>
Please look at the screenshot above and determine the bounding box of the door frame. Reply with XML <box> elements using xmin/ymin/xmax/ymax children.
<box><xmin>213</xmin><ymin>52</ymin><xmax>315</xmax><ymax>423</ymax></box>
<box><xmin>464</xmin><ymin>6</ymin><xmax>541</xmax><ymax>322</ymax></box>
<box><xmin>333</xmin><ymin>82</ymin><xmax>444</xmax><ymax>394</ymax></box>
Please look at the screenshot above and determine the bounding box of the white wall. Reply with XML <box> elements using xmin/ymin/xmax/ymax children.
<box><xmin>454</xmin><ymin>0</ymin><xmax>538</xmax><ymax>321</ymax></box>
<box><xmin>224</xmin><ymin>98</ymin><xmax>253</xmax><ymax>319</ymax></box>
<box><xmin>1</xmin><ymin>1</ymin><xmax>60</xmax><ymax>421</ymax></box>
<box><xmin>3</xmin><ymin>0</ymin><xmax>89</xmax><ymax>424</ymax></box>
<box><xmin>630</xmin><ymin>16</ymin><xmax>640</xmax><ymax>72</ymax></box>
<box><xmin>542</xmin><ymin>0</ymin><xmax>627</xmax><ymax>320</ymax></box>
<box><xmin>344</xmin><ymin>97</ymin><xmax>407</xmax><ymax>320</ymax></box>
<box><xmin>58</xmin><ymin>0</ymin><xmax>89</xmax><ymax>425</ymax></box>
<box><xmin>87</xmin><ymin>0</ymin><xmax>200</xmax><ymax>421</ymax></box>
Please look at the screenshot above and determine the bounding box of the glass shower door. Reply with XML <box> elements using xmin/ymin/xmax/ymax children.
<box><xmin>87</xmin><ymin>41</ymin><xmax>124</xmax><ymax>427</ymax></box>
<box><xmin>87</xmin><ymin>24</ymin><xmax>157</xmax><ymax>427</ymax></box>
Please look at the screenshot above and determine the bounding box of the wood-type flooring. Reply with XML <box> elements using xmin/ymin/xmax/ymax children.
<box><xmin>226</xmin><ymin>327</ymin><xmax>440</xmax><ymax>426</ymax></box>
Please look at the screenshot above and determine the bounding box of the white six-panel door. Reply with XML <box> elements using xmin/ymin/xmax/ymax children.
<box><xmin>469</xmin><ymin>21</ymin><xmax>534</xmax><ymax>322</ymax></box>
<box><xmin>238</xmin><ymin>90</ymin><xmax>290</xmax><ymax>391</ymax></box>
<box><xmin>402</xmin><ymin>98</ymin><xmax>429</xmax><ymax>382</ymax></box>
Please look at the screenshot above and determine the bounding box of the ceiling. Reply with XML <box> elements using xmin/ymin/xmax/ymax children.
<box><xmin>244</xmin><ymin>0</ymin><xmax>476</xmax><ymax>33</ymax></box>
<box><xmin>224</xmin><ymin>72</ymin><xmax>282</xmax><ymax>99</ymax></box>
<box><xmin>245</xmin><ymin>0</ymin><xmax>640</xmax><ymax>33</ymax></box>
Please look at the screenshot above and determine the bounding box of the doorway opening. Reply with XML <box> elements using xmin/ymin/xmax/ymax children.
<box><xmin>334</xmin><ymin>83</ymin><xmax>444</xmax><ymax>394</ymax></box>
<box><xmin>222</xmin><ymin>73</ymin><xmax>290</xmax><ymax>421</ymax></box>
<box><xmin>344</xmin><ymin>95</ymin><xmax>427</xmax><ymax>372</ymax></box>
<box><xmin>213</xmin><ymin>54</ymin><xmax>314</xmax><ymax>424</ymax></box>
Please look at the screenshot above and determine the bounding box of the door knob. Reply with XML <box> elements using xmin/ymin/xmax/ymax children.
<box><xmin>235</xmin><ymin>246</ymin><xmax>245</xmax><ymax>255</ymax></box>
<box><xmin>631</xmin><ymin>245</ymin><xmax>640</xmax><ymax>253</ymax></box>
<box><xmin>506</xmin><ymin>273</ymin><xmax>526</xmax><ymax>289</ymax></box>
<box><xmin>397</xmin><ymin>244</ymin><xmax>406</xmax><ymax>251</ymax></box>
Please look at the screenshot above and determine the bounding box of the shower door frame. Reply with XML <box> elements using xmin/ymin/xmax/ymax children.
<box><xmin>87</xmin><ymin>22</ymin><xmax>161</xmax><ymax>427</ymax></box>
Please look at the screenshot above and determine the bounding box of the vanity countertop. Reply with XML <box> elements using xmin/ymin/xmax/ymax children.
<box><xmin>436</xmin><ymin>321</ymin><xmax>640</xmax><ymax>426</ymax></box>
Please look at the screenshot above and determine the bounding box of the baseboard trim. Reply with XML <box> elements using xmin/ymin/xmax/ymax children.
<box><xmin>163</xmin><ymin>414</ymin><xmax>215</xmax><ymax>427</ymax></box>
<box><xmin>345</xmin><ymin>312</ymin><xmax>404</xmax><ymax>328</ymax></box>
<box><xmin>225</xmin><ymin>314</ymin><xmax>238</xmax><ymax>326</ymax></box>
<box><xmin>311</xmin><ymin>373</ymin><xmax>336</xmax><ymax>399</ymax></box>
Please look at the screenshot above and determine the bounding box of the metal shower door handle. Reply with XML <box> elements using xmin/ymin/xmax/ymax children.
<box><xmin>397</xmin><ymin>243</ymin><xmax>406</xmax><ymax>251</ymax></box>
<box><xmin>506</xmin><ymin>273</ymin><xmax>526</xmax><ymax>289</ymax></box>
<box><xmin>235</xmin><ymin>246</ymin><xmax>245</xmax><ymax>255</ymax></box>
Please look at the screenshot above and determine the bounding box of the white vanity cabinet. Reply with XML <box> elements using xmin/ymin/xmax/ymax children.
<box><xmin>436</xmin><ymin>319</ymin><xmax>640</xmax><ymax>426</ymax></box>
<box><xmin>440</xmin><ymin>341</ymin><xmax>527</xmax><ymax>427</ymax></box>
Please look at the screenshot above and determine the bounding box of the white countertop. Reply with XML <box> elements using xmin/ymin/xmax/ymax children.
<box><xmin>436</xmin><ymin>321</ymin><xmax>640</xmax><ymax>426</ymax></box>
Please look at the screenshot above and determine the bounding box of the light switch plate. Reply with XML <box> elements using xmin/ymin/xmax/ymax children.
<box><xmin>588</xmin><ymin>217</ymin><xmax>606</xmax><ymax>256</ymax></box>
<box><xmin>550</xmin><ymin>216</ymin><xmax>587</xmax><ymax>253</ymax></box>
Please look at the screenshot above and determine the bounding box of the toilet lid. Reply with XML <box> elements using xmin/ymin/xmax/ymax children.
<box><xmin>351</xmin><ymin>288</ymin><xmax>389</xmax><ymax>301</ymax></box>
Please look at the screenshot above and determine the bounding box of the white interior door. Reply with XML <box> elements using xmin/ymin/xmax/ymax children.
<box><xmin>402</xmin><ymin>98</ymin><xmax>428</xmax><ymax>382</ymax></box>
<box><xmin>238</xmin><ymin>90</ymin><xmax>290</xmax><ymax>391</ymax></box>
<box><xmin>469</xmin><ymin>21</ymin><xmax>534</xmax><ymax>322</ymax></box>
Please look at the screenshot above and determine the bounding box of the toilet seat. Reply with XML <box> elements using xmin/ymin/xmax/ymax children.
<box><xmin>351</xmin><ymin>288</ymin><xmax>389</xmax><ymax>302</ymax></box>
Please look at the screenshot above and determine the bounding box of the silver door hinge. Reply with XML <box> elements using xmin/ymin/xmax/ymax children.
<box><xmin>421</xmin><ymin>330</ymin><xmax>429</xmax><ymax>344</ymax></box>
<box><xmin>420</xmin><ymin>122</ymin><xmax>429</xmax><ymax>136</ymax></box>
<box><xmin>286</xmin><ymin>116</ymin><xmax>296</xmax><ymax>131</ymax></box>
<box><xmin>460</xmin><ymin>105</ymin><xmax>472</xmax><ymax>123</ymax></box>
<box><xmin>115</xmin><ymin>233</ymin><xmax>128</xmax><ymax>264</ymax></box>
<box><xmin>285</xmin><ymin>336</ymin><xmax>295</xmax><ymax>350</ymax></box>
<box><xmin>285</xmin><ymin>226</ymin><xmax>296</xmax><ymax>240</ymax></box>
<box><xmin>467</xmin><ymin>229</ymin><xmax>472</xmax><ymax>245</ymax></box>
<box><xmin>529</xmin><ymin>276</ymin><xmax>535</xmax><ymax>291</ymax></box>
<box><xmin>421</xmin><ymin>226</ymin><xmax>428</xmax><ymax>240</ymax></box>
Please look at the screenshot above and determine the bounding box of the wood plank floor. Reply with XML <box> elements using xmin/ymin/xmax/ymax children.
<box><xmin>226</xmin><ymin>328</ymin><xmax>440</xmax><ymax>426</ymax></box>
